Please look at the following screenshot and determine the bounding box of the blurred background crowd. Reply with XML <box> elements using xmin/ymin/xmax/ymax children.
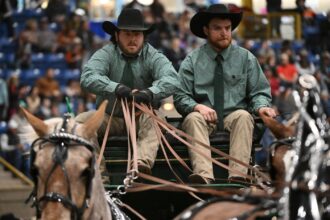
<box><xmin>1</xmin><ymin>0</ymin><xmax>330</xmax><ymax>176</ymax></box>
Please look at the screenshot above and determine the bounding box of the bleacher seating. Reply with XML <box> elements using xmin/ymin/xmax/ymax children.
<box><xmin>0</xmin><ymin>69</ymin><xmax>8</xmax><ymax>79</ymax></box>
<box><xmin>11</xmin><ymin>9</ymin><xmax>44</xmax><ymax>23</ymax></box>
<box><xmin>0</xmin><ymin>121</ymin><xmax>8</xmax><ymax>134</ymax></box>
<box><xmin>0</xmin><ymin>38</ymin><xmax>17</xmax><ymax>54</ymax></box>
<box><xmin>19</xmin><ymin>69</ymin><xmax>43</xmax><ymax>86</ymax></box>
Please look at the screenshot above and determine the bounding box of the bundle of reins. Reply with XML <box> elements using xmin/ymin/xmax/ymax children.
<box><xmin>98</xmin><ymin>98</ymin><xmax>271</xmax><ymax>196</ymax></box>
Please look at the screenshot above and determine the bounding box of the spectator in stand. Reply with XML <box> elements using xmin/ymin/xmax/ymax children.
<box><xmin>295</xmin><ymin>0</ymin><xmax>317</xmax><ymax>51</ymax></box>
<box><xmin>67</xmin><ymin>9</ymin><xmax>85</xmax><ymax>32</ymax></box>
<box><xmin>266</xmin><ymin>0</ymin><xmax>282</xmax><ymax>38</ymax></box>
<box><xmin>25</xmin><ymin>86</ymin><xmax>41</xmax><ymax>116</ymax></box>
<box><xmin>264</xmin><ymin>66</ymin><xmax>280</xmax><ymax>105</ymax></box>
<box><xmin>35</xmin><ymin>68</ymin><xmax>60</xmax><ymax>100</ymax></box>
<box><xmin>64</xmin><ymin>79</ymin><xmax>82</xmax><ymax>113</ymax></box>
<box><xmin>57</xmin><ymin>23</ymin><xmax>80</xmax><ymax>53</ymax></box>
<box><xmin>78</xmin><ymin>19</ymin><xmax>97</xmax><ymax>65</ymax></box>
<box><xmin>36</xmin><ymin>17</ymin><xmax>58</xmax><ymax>53</ymax></box>
<box><xmin>16</xmin><ymin>19</ymin><xmax>39</xmax><ymax>69</ymax></box>
<box><xmin>177</xmin><ymin>9</ymin><xmax>192</xmax><ymax>41</ymax></box>
<box><xmin>295</xmin><ymin>0</ymin><xmax>316</xmax><ymax>26</ymax></box>
<box><xmin>256</xmin><ymin>51</ymin><xmax>267</xmax><ymax>70</ymax></box>
<box><xmin>242</xmin><ymin>39</ymin><xmax>257</xmax><ymax>55</ymax></box>
<box><xmin>45</xmin><ymin>0</ymin><xmax>68</xmax><ymax>23</ymax></box>
<box><xmin>0</xmin><ymin>0</ymin><xmax>17</xmax><ymax>38</ymax></box>
<box><xmin>163</xmin><ymin>36</ymin><xmax>186</xmax><ymax>71</ymax></box>
<box><xmin>276</xmin><ymin>53</ymin><xmax>298</xmax><ymax>87</ymax></box>
<box><xmin>280</xmin><ymin>40</ymin><xmax>296</xmax><ymax>63</ymax></box>
<box><xmin>0</xmin><ymin>120</ymin><xmax>23</xmax><ymax>170</ymax></box>
<box><xmin>6</xmin><ymin>72</ymin><xmax>20</xmax><ymax>120</ymax></box>
<box><xmin>65</xmin><ymin>37</ymin><xmax>84</xmax><ymax>69</ymax></box>
<box><xmin>295</xmin><ymin>49</ymin><xmax>315</xmax><ymax>76</ymax></box>
<box><xmin>124</xmin><ymin>0</ymin><xmax>145</xmax><ymax>11</ymax></box>
<box><xmin>0</xmin><ymin>78</ymin><xmax>8</xmax><ymax>121</ymax></box>
<box><xmin>258</xmin><ymin>40</ymin><xmax>276</xmax><ymax>62</ymax></box>
<box><xmin>320</xmin><ymin>51</ymin><xmax>330</xmax><ymax>89</ymax></box>
<box><xmin>39</xmin><ymin>98</ymin><xmax>52</xmax><ymax>119</ymax></box>
<box><xmin>150</xmin><ymin>0</ymin><xmax>166</xmax><ymax>22</ymax></box>
<box><xmin>319</xmin><ymin>10</ymin><xmax>330</xmax><ymax>52</ymax></box>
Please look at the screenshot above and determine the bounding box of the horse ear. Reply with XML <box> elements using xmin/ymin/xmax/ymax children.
<box><xmin>82</xmin><ymin>100</ymin><xmax>108</xmax><ymax>137</ymax></box>
<box><xmin>20</xmin><ymin>107</ymin><xmax>49</xmax><ymax>137</ymax></box>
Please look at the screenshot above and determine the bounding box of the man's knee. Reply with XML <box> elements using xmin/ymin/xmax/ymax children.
<box><xmin>233</xmin><ymin>110</ymin><xmax>254</xmax><ymax>124</ymax></box>
<box><xmin>182</xmin><ymin>112</ymin><xmax>206</xmax><ymax>129</ymax></box>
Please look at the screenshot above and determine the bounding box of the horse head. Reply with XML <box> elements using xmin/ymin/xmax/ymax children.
<box><xmin>22</xmin><ymin>101</ymin><xmax>111</xmax><ymax>220</ymax></box>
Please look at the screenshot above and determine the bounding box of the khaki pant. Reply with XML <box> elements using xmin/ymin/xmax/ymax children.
<box><xmin>75</xmin><ymin>110</ymin><xmax>163</xmax><ymax>170</ymax></box>
<box><xmin>182</xmin><ymin>109</ymin><xmax>254</xmax><ymax>180</ymax></box>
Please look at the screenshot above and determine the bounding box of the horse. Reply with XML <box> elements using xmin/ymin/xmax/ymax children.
<box><xmin>278</xmin><ymin>75</ymin><xmax>330</xmax><ymax>220</ymax></box>
<box><xmin>21</xmin><ymin>101</ymin><xmax>113</xmax><ymax>220</ymax></box>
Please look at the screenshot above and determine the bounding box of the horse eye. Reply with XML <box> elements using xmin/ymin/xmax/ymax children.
<box><xmin>31</xmin><ymin>166</ymin><xmax>39</xmax><ymax>176</ymax></box>
<box><xmin>81</xmin><ymin>168</ymin><xmax>91</xmax><ymax>178</ymax></box>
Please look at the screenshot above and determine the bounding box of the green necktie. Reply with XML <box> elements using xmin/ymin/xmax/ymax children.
<box><xmin>121</xmin><ymin>56</ymin><xmax>134</xmax><ymax>88</ymax></box>
<box><xmin>214</xmin><ymin>54</ymin><xmax>224</xmax><ymax>131</ymax></box>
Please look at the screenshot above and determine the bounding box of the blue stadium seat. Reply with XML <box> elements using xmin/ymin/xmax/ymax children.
<box><xmin>54</xmin><ymin>68</ymin><xmax>68</xmax><ymax>86</ymax></box>
<box><xmin>63</xmin><ymin>69</ymin><xmax>81</xmax><ymax>81</ymax></box>
<box><xmin>20</xmin><ymin>69</ymin><xmax>43</xmax><ymax>86</ymax></box>
<box><xmin>31</xmin><ymin>53</ymin><xmax>47</xmax><ymax>69</ymax></box>
<box><xmin>271</xmin><ymin>41</ymin><xmax>282</xmax><ymax>53</ymax></box>
<box><xmin>45</xmin><ymin>53</ymin><xmax>67</xmax><ymax>69</ymax></box>
<box><xmin>0</xmin><ymin>69</ymin><xmax>8</xmax><ymax>79</ymax></box>
<box><xmin>89</xmin><ymin>21</ymin><xmax>108</xmax><ymax>39</ymax></box>
<box><xmin>0</xmin><ymin>121</ymin><xmax>8</xmax><ymax>134</ymax></box>
<box><xmin>12</xmin><ymin>9</ymin><xmax>44</xmax><ymax>23</ymax></box>
<box><xmin>0</xmin><ymin>52</ymin><xmax>15</xmax><ymax>69</ymax></box>
<box><xmin>0</xmin><ymin>53</ymin><xmax>5</xmax><ymax>66</ymax></box>
<box><xmin>0</xmin><ymin>38</ymin><xmax>17</xmax><ymax>53</ymax></box>
<box><xmin>0</xmin><ymin>24</ymin><xmax>8</xmax><ymax>38</ymax></box>
<box><xmin>293</xmin><ymin>41</ymin><xmax>304</xmax><ymax>53</ymax></box>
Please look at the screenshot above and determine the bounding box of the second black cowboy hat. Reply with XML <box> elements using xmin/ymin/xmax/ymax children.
<box><xmin>102</xmin><ymin>8</ymin><xmax>154</xmax><ymax>36</ymax></box>
<box><xmin>190</xmin><ymin>4</ymin><xmax>243</xmax><ymax>39</ymax></box>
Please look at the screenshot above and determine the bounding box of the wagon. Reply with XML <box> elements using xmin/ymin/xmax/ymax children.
<box><xmin>103</xmin><ymin>116</ymin><xmax>266</xmax><ymax>219</ymax></box>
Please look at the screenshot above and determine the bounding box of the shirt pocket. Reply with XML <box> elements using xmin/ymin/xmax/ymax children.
<box><xmin>225</xmin><ymin>74</ymin><xmax>244</xmax><ymax>87</ymax></box>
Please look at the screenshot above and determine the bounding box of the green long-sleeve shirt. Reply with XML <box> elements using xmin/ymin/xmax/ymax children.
<box><xmin>174</xmin><ymin>43</ymin><xmax>272</xmax><ymax>117</ymax></box>
<box><xmin>81</xmin><ymin>43</ymin><xmax>179</xmax><ymax>114</ymax></box>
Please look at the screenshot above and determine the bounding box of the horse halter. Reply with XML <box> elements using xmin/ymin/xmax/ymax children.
<box><xmin>26</xmin><ymin>114</ymin><xmax>96</xmax><ymax>220</ymax></box>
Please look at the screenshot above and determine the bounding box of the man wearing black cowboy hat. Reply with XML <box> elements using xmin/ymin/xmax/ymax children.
<box><xmin>174</xmin><ymin>4</ymin><xmax>276</xmax><ymax>184</ymax></box>
<box><xmin>77</xmin><ymin>8</ymin><xmax>179</xmax><ymax>177</ymax></box>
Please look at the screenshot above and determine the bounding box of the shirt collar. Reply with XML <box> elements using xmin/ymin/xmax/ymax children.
<box><xmin>205</xmin><ymin>43</ymin><xmax>233</xmax><ymax>61</ymax></box>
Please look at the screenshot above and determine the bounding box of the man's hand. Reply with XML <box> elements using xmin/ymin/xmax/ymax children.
<box><xmin>132</xmin><ymin>89</ymin><xmax>153</xmax><ymax>104</ymax></box>
<box><xmin>194</xmin><ymin>104</ymin><xmax>218</xmax><ymax>123</ymax></box>
<box><xmin>258</xmin><ymin>107</ymin><xmax>277</xmax><ymax>118</ymax></box>
<box><xmin>115</xmin><ymin>84</ymin><xmax>132</xmax><ymax>100</ymax></box>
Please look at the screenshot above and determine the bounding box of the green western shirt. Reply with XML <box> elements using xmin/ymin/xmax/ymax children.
<box><xmin>174</xmin><ymin>43</ymin><xmax>272</xmax><ymax>117</ymax></box>
<box><xmin>81</xmin><ymin>43</ymin><xmax>179</xmax><ymax>114</ymax></box>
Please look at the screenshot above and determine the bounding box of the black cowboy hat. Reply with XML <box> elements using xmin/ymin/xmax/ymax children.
<box><xmin>102</xmin><ymin>8</ymin><xmax>154</xmax><ymax>36</ymax></box>
<box><xmin>190</xmin><ymin>4</ymin><xmax>243</xmax><ymax>38</ymax></box>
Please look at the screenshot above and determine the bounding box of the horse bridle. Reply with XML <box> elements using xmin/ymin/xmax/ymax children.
<box><xmin>26</xmin><ymin>114</ymin><xmax>96</xmax><ymax>220</ymax></box>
